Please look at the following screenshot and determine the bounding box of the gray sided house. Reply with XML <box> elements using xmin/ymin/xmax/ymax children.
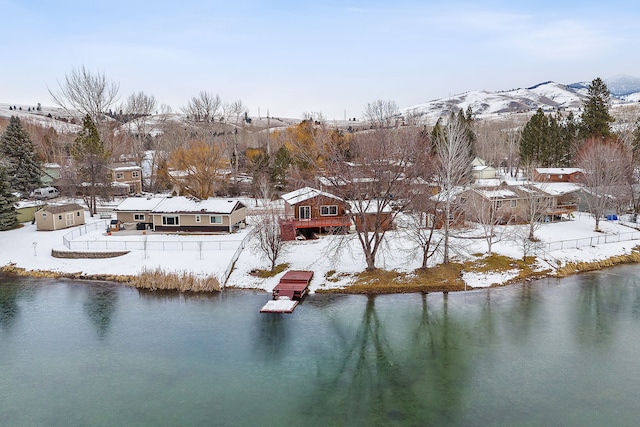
<box><xmin>35</xmin><ymin>203</ymin><xmax>85</xmax><ymax>231</ymax></box>
<box><xmin>114</xmin><ymin>196</ymin><xmax>246</xmax><ymax>233</ymax></box>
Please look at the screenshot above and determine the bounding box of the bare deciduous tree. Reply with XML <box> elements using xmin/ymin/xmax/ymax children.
<box><xmin>362</xmin><ymin>100</ymin><xmax>399</xmax><ymax>129</ymax></box>
<box><xmin>576</xmin><ymin>138</ymin><xmax>632</xmax><ymax>231</ymax></box>
<box><xmin>400</xmin><ymin>197</ymin><xmax>444</xmax><ymax>269</ymax></box>
<box><xmin>464</xmin><ymin>189</ymin><xmax>512</xmax><ymax>255</ymax></box>
<box><xmin>251</xmin><ymin>205</ymin><xmax>286</xmax><ymax>272</ymax></box>
<box><xmin>49</xmin><ymin>65</ymin><xmax>120</xmax><ymax>125</ymax></box>
<box><xmin>182</xmin><ymin>91</ymin><xmax>222</xmax><ymax>123</ymax></box>
<box><xmin>124</xmin><ymin>91</ymin><xmax>157</xmax><ymax>161</ymax></box>
<box><xmin>432</xmin><ymin>111</ymin><xmax>474</xmax><ymax>264</ymax></box>
<box><xmin>323</xmin><ymin>126</ymin><xmax>421</xmax><ymax>271</ymax></box>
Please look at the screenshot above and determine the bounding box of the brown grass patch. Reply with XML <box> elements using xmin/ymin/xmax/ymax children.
<box><xmin>131</xmin><ymin>267</ymin><xmax>220</xmax><ymax>292</ymax></box>
<box><xmin>248</xmin><ymin>263</ymin><xmax>290</xmax><ymax>278</ymax></box>
<box><xmin>555</xmin><ymin>247</ymin><xmax>640</xmax><ymax>277</ymax></box>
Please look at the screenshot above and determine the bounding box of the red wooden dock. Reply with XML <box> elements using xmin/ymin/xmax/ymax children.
<box><xmin>260</xmin><ymin>270</ymin><xmax>314</xmax><ymax>313</ymax></box>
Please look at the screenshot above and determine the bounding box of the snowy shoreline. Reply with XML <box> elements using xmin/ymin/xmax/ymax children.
<box><xmin>1</xmin><ymin>210</ymin><xmax>640</xmax><ymax>294</ymax></box>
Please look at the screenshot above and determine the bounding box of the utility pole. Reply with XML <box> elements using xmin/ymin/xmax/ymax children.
<box><xmin>266</xmin><ymin>109</ymin><xmax>271</xmax><ymax>157</ymax></box>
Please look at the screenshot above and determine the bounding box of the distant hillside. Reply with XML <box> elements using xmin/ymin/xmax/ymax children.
<box><xmin>3</xmin><ymin>74</ymin><xmax>640</xmax><ymax>130</ymax></box>
<box><xmin>403</xmin><ymin>75</ymin><xmax>640</xmax><ymax>121</ymax></box>
<box><xmin>568</xmin><ymin>74</ymin><xmax>640</xmax><ymax>97</ymax></box>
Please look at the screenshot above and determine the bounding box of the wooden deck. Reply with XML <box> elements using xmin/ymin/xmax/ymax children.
<box><xmin>260</xmin><ymin>270</ymin><xmax>314</xmax><ymax>314</ymax></box>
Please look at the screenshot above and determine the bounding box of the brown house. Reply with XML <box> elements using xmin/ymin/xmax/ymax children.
<box><xmin>349</xmin><ymin>200</ymin><xmax>395</xmax><ymax>232</ymax></box>
<box><xmin>280</xmin><ymin>187</ymin><xmax>351</xmax><ymax>240</ymax></box>
<box><xmin>109</xmin><ymin>163</ymin><xmax>143</xmax><ymax>194</ymax></box>
<box><xmin>461</xmin><ymin>183</ymin><xmax>580</xmax><ymax>225</ymax></box>
<box><xmin>114</xmin><ymin>196</ymin><xmax>247</xmax><ymax>233</ymax></box>
<box><xmin>533</xmin><ymin>168</ymin><xmax>584</xmax><ymax>183</ymax></box>
<box><xmin>35</xmin><ymin>203</ymin><xmax>85</xmax><ymax>231</ymax></box>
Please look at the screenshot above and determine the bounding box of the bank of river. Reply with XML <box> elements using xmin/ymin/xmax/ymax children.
<box><xmin>2</xmin><ymin>266</ymin><xmax>640</xmax><ymax>426</ymax></box>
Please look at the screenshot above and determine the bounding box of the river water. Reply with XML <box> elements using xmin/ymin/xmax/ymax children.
<box><xmin>1</xmin><ymin>267</ymin><xmax>640</xmax><ymax>426</ymax></box>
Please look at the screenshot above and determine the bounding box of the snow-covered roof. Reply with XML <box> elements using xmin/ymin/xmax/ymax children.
<box><xmin>114</xmin><ymin>197</ymin><xmax>164</xmax><ymax>212</ymax></box>
<box><xmin>109</xmin><ymin>163</ymin><xmax>142</xmax><ymax>172</ymax></box>
<box><xmin>531</xmin><ymin>182</ymin><xmax>583</xmax><ymax>196</ymax></box>
<box><xmin>348</xmin><ymin>200</ymin><xmax>393</xmax><ymax>214</ymax></box>
<box><xmin>535</xmin><ymin>168</ymin><xmax>583</xmax><ymax>175</ymax></box>
<box><xmin>474</xmin><ymin>188</ymin><xmax>518</xmax><ymax>199</ymax></box>
<box><xmin>152</xmin><ymin>197</ymin><xmax>244</xmax><ymax>214</ymax></box>
<box><xmin>281</xmin><ymin>187</ymin><xmax>343</xmax><ymax>205</ymax></box>
<box><xmin>115</xmin><ymin>196</ymin><xmax>245</xmax><ymax>214</ymax></box>
<box><xmin>473</xmin><ymin>179</ymin><xmax>502</xmax><ymax>187</ymax></box>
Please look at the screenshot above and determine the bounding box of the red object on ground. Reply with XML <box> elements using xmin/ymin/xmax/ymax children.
<box><xmin>272</xmin><ymin>271</ymin><xmax>314</xmax><ymax>300</ymax></box>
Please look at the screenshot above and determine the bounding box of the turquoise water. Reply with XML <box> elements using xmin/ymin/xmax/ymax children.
<box><xmin>1</xmin><ymin>267</ymin><xmax>640</xmax><ymax>426</ymax></box>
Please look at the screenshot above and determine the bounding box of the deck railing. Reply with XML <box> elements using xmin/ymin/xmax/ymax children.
<box><xmin>281</xmin><ymin>215</ymin><xmax>351</xmax><ymax>229</ymax></box>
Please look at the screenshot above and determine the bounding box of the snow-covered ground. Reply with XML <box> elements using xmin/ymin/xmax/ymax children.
<box><xmin>2</xmin><ymin>204</ymin><xmax>640</xmax><ymax>295</ymax></box>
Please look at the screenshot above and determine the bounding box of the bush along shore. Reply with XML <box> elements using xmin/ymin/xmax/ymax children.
<box><xmin>2</xmin><ymin>246</ymin><xmax>640</xmax><ymax>294</ymax></box>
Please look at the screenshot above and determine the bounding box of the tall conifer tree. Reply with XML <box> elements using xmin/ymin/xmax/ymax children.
<box><xmin>0</xmin><ymin>116</ymin><xmax>42</xmax><ymax>195</ymax></box>
<box><xmin>0</xmin><ymin>166</ymin><xmax>18</xmax><ymax>231</ymax></box>
<box><xmin>580</xmin><ymin>77</ymin><xmax>614</xmax><ymax>139</ymax></box>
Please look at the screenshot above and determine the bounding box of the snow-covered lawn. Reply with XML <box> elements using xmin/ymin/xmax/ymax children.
<box><xmin>1</xmin><ymin>209</ymin><xmax>639</xmax><ymax>294</ymax></box>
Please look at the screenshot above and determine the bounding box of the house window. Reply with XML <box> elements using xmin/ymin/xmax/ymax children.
<box><xmin>510</xmin><ymin>200</ymin><xmax>517</xmax><ymax>208</ymax></box>
<box><xmin>320</xmin><ymin>205</ymin><xmax>338</xmax><ymax>216</ymax></box>
<box><xmin>210</xmin><ymin>216</ymin><xmax>222</xmax><ymax>224</ymax></box>
<box><xmin>195</xmin><ymin>215</ymin><xmax>201</xmax><ymax>223</ymax></box>
<box><xmin>116</xmin><ymin>172</ymin><xmax>124</xmax><ymax>179</ymax></box>
<box><xmin>134</xmin><ymin>214</ymin><xmax>145</xmax><ymax>221</ymax></box>
<box><xmin>132</xmin><ymin>171</ymin><xmax>140</xmax><ymax>178</ymax></box>
<box><xmin>58</xmin><ymin>215</ymin><xmax>62</xmax><ymax>220</ymax></box>
<box><xmin>299</xmin><ymin>206</ymin><xmax>311</xmax><ymax>220</ymax></box>
<box><xmin>162</xmin><ymin>215</ymin><xmax>179</xmax><ymax>226</ymax></box>
<box><xmin>76</xmin><ymin>211</ymin><xmax>80</xmax><ymax>216</ymax></box>
<box><xmin>495</xmin><ymin>200</ymin><xmax>503</xmax><ymax>209</ymax></box>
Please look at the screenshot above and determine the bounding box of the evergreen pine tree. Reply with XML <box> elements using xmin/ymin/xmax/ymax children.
<box><xmin>0</xmin><ymin>166</ymin><xmax>18</xmax><ymax>231</ymax></box>
<box><xmin>580</xmin><ymin>77</ymin><xmax>614</xmax><ymax>139</ymax></box>
<box><xmin>519</xmin><ymin>108</ymin><xmax>548</xmax><ymax>167</ymax></box>
<box><xmin>519</xmin><ymin>109</ymin><xmax>575</xmax><ymax>168</ymax></box>
<box><xmin>271</xmin><ymin>145</ymin><xmax>292</xmax><ymax>189</ymax></box>
<box><xmin>0</xmin><ymin>116</ymin><xmax>42</xmax><ymax>195</ymax></box>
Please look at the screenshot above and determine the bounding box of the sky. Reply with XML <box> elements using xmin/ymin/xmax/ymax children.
<box><xmin>1</xmin><ymin>0</ymin><xmax>639</xmax><ymax>120</ymax></box>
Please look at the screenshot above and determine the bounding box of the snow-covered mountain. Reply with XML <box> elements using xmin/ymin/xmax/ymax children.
<box><xmin>568</xmin><ymin>74</ymin><xmax>640</xmax><ymax>97</ymax></box>
<box><xmin>403</xmin><ymin>76</ymin><xmax>640</xmax><ymax>121</ymax></box>
<box><xmin>403</xmin><ymin>82</ymin><xmax>586</xmax><ymax>120</ymax></box>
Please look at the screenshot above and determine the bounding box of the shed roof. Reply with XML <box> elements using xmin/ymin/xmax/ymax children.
<box><xmin>40</xmin><ymin>203</ymin><xmax>84</xmax><ymax>214</ymax></box>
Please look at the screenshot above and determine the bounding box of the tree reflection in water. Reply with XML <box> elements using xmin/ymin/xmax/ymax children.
<box><xmin>0</xmin><ymin>275</ymin><xmax>36</xmax><ymax>332</ymax></box>
<box><xmin>255</xmin><ymin>313</ymin><xmax>289</xmax><ymax>362</ymax></box>
<box><xmin>304</xmin><ymin>293</ymin><xmax>480</xmax><ymax>426</ymax></box>
<box><xmin>83</xmin><ymin>285</ymin><xmax>118</xmax><ymax>339</ymax></box>
<box><xmin>574</xmin><ymin>272</ymin><xmax>633</xmax><ymax>348</ymax></box>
